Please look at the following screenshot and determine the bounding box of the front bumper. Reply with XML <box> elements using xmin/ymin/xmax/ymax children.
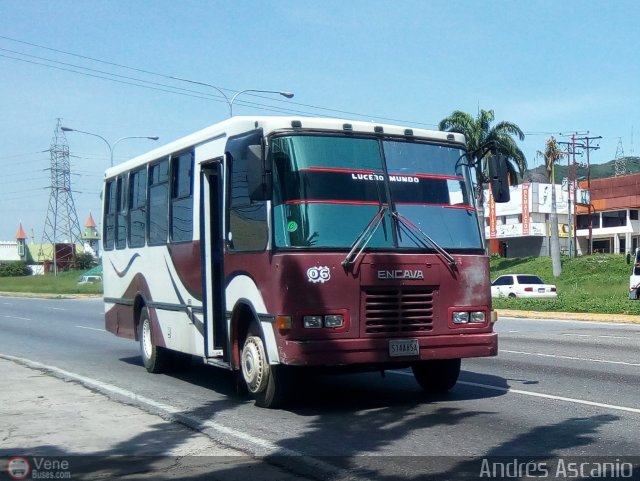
<box><xmin>278</xmin><ymin>332</ymin><xmax>498</xmax><ymax>367</ymax></box>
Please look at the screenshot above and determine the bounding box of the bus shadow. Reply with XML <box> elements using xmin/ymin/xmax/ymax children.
<box><xmin>119</xmin><ymin>355</ymin><xmax>511</xmax><ymax>412</ymax></box>
<box><xmin>119</xmin><ymin>355</ymin><xmax>242</xmax><ymax>398</ymax></box>
<box><xmin>291</xmin><ymin>369</ymin><xmax>508</xmax><ymax>413</ymax></box>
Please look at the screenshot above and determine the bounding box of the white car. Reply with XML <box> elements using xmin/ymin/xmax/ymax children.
<box><xmin>491</xmin><ymin>274</ymin><xmax>557</xmax><ymax>299</ymax></box>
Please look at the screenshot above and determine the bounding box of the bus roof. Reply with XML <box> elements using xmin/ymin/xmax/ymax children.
<box><xmin>104</xmin><ymin>116</ymin><xmax>466</xmax><ymax>177</ymax></box>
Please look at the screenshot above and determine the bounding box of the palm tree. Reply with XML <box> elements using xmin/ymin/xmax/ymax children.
<box><xmin>538</xmin><ymin>136</ymin><xmax>565</xmax><ymax>277</ymax></box>
<box><xmin>439</xmin><ymin>109</ymin><xmax>526</xmax><ymax>246</ymax></box>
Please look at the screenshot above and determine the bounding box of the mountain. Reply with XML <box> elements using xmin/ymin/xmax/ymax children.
<box><xmin>523</xmin><ymin>157</ymin><xmax>640</xmax><ymax>183</ymax></box>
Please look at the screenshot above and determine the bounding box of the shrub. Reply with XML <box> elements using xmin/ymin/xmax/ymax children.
<box><xmin>74</xmin><ymin>252</ymin><xmax>98</xmax><ymax>270</ymax></box>
<box><xmin>0</xmin><ymin>261</ymin><xmax>31</xmax><ymax>277</ymax></box>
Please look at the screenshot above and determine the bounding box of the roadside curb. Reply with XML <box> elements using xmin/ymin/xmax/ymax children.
<box><xmin>0</xmin><ymin>291</ymin><xmax>102</xmax><ymax>299</ymax></box>
<box><xmin>497</xmin><ymin>309</ymin><xmax>640</xmax><ymax>324</ymax></box>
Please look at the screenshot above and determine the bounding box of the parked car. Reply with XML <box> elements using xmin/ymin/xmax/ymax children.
<box><xmin>491</xmin><ymin>274</ymin><xmax>557</xmax><ymax>299</ymax></box>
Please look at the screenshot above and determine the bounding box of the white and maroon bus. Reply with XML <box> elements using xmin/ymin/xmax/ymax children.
<box><xmin>102</xmin><ymin>116</ymin><xmax>509</xmax><ymax>408</ymax></box>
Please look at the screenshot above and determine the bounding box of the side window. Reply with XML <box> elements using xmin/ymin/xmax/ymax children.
<box><xmin>103</xmin><ymin>179</ymin><xmax>116</xmax><ymax>250</ymax></box>
<box><xmin>148</xmin><ymin>159</ymin><xmax>169</xmax><ymax>245</ymax></box>
<box><xmin>170</xmin><ymin>151</ymin><xmax>194</xmax><ymax>242</ymax></box>
<box><xmin>116</xmin><ymin>176</ymin><xmax>127</xmax><ymax>249</ymax></box>
<box><xmin>228</xmin><ymin>152</ymin><xmax>268</xmax><ymax>251</ymax></box>
<box><xmin>129</xmin><ymin>167</ymin><xmax>147</xmax><ymax>248</ymax></box>
<box><xmin>493</xmin><ymin>276</ymin><xmax>512</xmax><ymax>286</ymax></box>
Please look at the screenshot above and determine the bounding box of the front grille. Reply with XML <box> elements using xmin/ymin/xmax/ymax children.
<box><xmin>363</xmin><ymin>287</ymin><xmax>434</xmax><ymax>334</ymax></box>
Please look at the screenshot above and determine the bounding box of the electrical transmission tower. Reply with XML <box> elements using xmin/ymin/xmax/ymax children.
<box><xmin>614</xmin><ymin>137</ymin><xmax>627</xmax><ymax>176</ymax></box>
<box><xmin>40</xmin><ymin>119</ymin><xmax>81</xmax><ymax>272</ymax></box>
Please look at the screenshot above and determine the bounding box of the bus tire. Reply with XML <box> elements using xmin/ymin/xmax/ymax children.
<box><xmin>139</xmin><ymin>307</ymin><xmax>171</xmax><ymax>374</ymax></box>
<box><xmin>412</xmin><ymin>358</ymin><xmax>461</xmax><ymax>394</ymax></box>
<box><xmin>241</xmin><ymin>326</ymin><xmax>293</xmax><ymax>408</ymax></box>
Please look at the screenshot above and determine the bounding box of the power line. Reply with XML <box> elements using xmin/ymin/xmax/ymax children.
<box><xmin>0</xmin><ymin>53</ymin><xmax>230</xmax><ymax>105</ymax></box>
<box><xmin>0</xmin><ymin>35</ymin><xmax>440</xmax><ymax>127</ymax></box>
<box><xmin>0</xmin><ymin>34</ymin><xmax>237</xmax><ymax>92</ymax></box>
<box><xmin>0</xmin><ymin>150</ymin><xmax>49</xmax><ymax>160</ymax></box>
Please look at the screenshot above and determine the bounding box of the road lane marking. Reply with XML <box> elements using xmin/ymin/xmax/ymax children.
<box><xmin>50</xmin><ymin>307</ymin><xmax>67</xmax><ymax>311</ymax></box>
<box><xmin>506</xmin><ymin>332</ymin><xmax>638</xmax><ymax>341</ymax></box>
<box><xmin>500</xmin><ymin>349</ymin><xmax>640</xmax><ymax>367</ymax></box>
<box><xmin>559</xmin><ymin>333</ymin><xmax>634</xmax><ymax>340</ymax></box>
<box><xmin>1</xmin><ymin>315</ymin><xmax>31</xmax><ymax>321</ymax></box>
<box><xmin>75</xmin><ymin>326</ymin><xmax>106</xmax><ymax>332</ymax></box>
<box><xmin>0</xmin><ymin>354</ymin><xmax>366</xmax><ymax>481</ymax></box>
<box><xmin>390</xmin><ymin>371</ymin><xmax>640</xmax><ymax>415</ymax></box>
<box><xmin>458</xmin><ymin>381</ymin><xmax>640</xmax><ymax>414</ymax></box>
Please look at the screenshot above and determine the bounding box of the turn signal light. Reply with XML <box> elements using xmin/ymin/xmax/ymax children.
<box><xmin>276</xmin><ymin>315</ymin><xmax>292</xmax><ymax>333</ymax></box>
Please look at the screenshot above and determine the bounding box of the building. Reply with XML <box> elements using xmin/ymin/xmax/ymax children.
<box><xmin>576</xmin><ymin>173</ymin><xmax>640</xmax><ymax>254</ymax></box>
<box><xmin>80</xmin><ymin>213</ymin><xmax>101</xmax><ymax>258</ymax></box>
<box><xmin>484</xmin><ymin>174</ymin><xmax>640</xmax><ymax>258</ymax></box>
<box><xmin>0</xmin><ymin>224</ymin><xmax>28</xmax><ymax>263</ymax></box>
<box><xmin>484</xmin><ymin>182</ymin><xmax>575</xmax><ymax>257</ymax></box>
<box><xmin>1</xmin><ymin>219</ymin><xmax>97</xmax><ymax>273</ymax></box>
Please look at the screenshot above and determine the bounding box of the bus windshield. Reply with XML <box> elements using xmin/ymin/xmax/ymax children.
<box><xmin>271</xmin><ymin>134</ymin><xmax>481</xmax><ymax>250</ymax></box>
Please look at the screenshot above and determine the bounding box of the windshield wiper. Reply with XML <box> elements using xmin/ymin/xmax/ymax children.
<box><xmin>342</xmin><ymin>206</ymin><xmax>387</xmax><ymax>267</ymax></box>
<box><xmin>392</xmin><ymin>211</ymin><xmax>457</xmax><ymax>270</ymax></box>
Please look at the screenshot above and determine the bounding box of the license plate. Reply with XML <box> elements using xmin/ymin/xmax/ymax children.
<box><xmin>389</xmin><ymin>339</ymin><xmax>419</xmax><ymax>357</ymax></box>
<box><xmin>538</xmin><ymin>288</ymin><xmax>545</xmax><ymax>293</ymax></box>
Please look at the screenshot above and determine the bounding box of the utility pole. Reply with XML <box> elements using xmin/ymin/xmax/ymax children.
<box><xmin>576</xmin><ymin>135</ymin><xmax>601</xmax><ymax>254</ymax></box>
<box><xmin>571</xmin><ymin>134</ymin><xmax>578</xmax><ymax>257</ymax></box>
<box><xmin>558</xmin><ymin>135</ymin><xmax>585</xmax><ymax>258</ymax></box>
<box><xmin>40</xmin><ymin>119</ymin><xmax>81</xmax><ymax>275</ymax></box>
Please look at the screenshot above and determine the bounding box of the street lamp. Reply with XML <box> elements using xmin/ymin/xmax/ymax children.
<box><xmin>228</xmin><ymin>89</ymin><xmax>294</xmax><ymax>116</ymax></box>
<box><xmin>168</xmin><ymin>77</ymin><xmax>294</xmax><ymax>117</ymax></box>
<box><xmin>61</xmin><ymin>127</ymin><xmax>159</xmax><ymax>167</ymax></box>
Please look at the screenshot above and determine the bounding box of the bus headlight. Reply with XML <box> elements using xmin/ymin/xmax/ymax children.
<box><xmin>303</xmin><ymin>316</ymin><xmax>323</xmax><ymax>328</ymax></box>
<box><xmin>452</xmin><ymin>310</ymin><xmax>486</xmax><ymax>324</ymax></box>
<box><xmin>452</xmin><ymin>312</ymin><xmax>469</xmax><ymax>324</ymax></box>
<box><xmin>324</xmin><ymin>314</ymin><xmax>344</xmax><ymax>328</ymax></box>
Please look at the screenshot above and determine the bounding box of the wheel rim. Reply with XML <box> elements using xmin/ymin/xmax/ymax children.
<box><xmin>241</xmin><ymin>337</ymin><xmax>268</xmax><ymax>393</ymax></box>
<box><xmin>142</xmin><ymin>318</ymin><xmax>153</xmax><ymax>360</ymax></box>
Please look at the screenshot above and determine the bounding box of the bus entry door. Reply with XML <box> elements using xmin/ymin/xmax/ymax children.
<box><xmin>200</xmin><ymin>162</ymin><xmax>228</xmax><ymax>360</ymax></box>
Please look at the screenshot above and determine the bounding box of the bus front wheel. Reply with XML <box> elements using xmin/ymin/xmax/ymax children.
<box><xmin>241</xmin><ymin>327</ymin><xmax>294</xmax><ymax>408</ymax></box>
<box><xmin>139</xmin><ymin>307</ymin><xmax>172</xmax><ymax>374</ymax></box>
<box><xmin>412</xmin><ymin>358</ymin><xmax>461</xmax><ymax>394</ymax></box>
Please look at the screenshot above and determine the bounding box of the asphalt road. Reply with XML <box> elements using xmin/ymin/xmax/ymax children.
<box><xmin>1</xmin><ymin>296</ymin><xmax>639</xmax><ymax>479</ymax></box>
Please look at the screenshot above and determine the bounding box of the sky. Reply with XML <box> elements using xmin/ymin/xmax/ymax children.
<box><xmin>1</xmin><ymin>0</ymin><xmax>639</xmax><ymax>243</ymax></box>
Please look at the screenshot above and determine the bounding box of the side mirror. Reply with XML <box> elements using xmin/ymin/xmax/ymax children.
<box><xmin>246</xmin><ymin>144</ymin><xmax>272</xmax><ymax>201</ymax></box>
<box><xmin>225</xmin><ymin>128</ymin><xmax>270</xmax><ymax>202</ymax></box>
<box><xmin>488</xmin><ymin>153</ymin><xmax>510</xmax><ymax>203</ymax></box>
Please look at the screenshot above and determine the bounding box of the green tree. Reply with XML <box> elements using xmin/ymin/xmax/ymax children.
<box><xmin>537</xmin><ymin>136</ymin><xmax>565</xmax><ymax>276</ymax></box>
<box><xmin>438</xmin><ymin>109</ymin><xmax>527</xmax><ymax>246</ymax></box>
<box><xmin>74</xmin><ymin>252</ymin><xmax>98</xmax><ymax>270</ymax></box>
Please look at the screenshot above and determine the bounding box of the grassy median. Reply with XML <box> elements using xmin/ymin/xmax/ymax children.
<box><xmin>490</xmin><ymin>254</ymin><xmax>640</xmax><ymax>315</ymax></box>
<box><xmin>0</xmin><ymin>255</ymin><xmax>637</xmax><ymax>315</ymax></box>
<box><xmin>0</xmin><ymin>270</ymin><xmax>102</xmax><ymax>296</ymax></box>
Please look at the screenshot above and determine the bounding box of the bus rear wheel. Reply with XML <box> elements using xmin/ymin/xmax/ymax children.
<box><xmin>241</xmin><ymin>327</ymin><xmax>294</xmax><ymax>408</ymax></box>
<box><xmin>412</xmin><ymin>358</ymin><xmax>461</xmax><ymax>394</ymax></box>
<box><xmin>139</xmin><ymin>307</ymin><xmax>172</xmax><ymax>374</ymax></box>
